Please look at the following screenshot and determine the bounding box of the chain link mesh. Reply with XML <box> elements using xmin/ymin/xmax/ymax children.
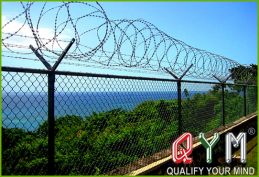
<box><xmin>224</xmin><ymin>84</ymin><xmax>244</xmax><ymax>124</ymax></box>
<box><xmin>1</xmin><ymin>69</ymin><xmax>257</xmax><ymax>175</ymax></box>
<box><xmin>181</xmin><ymin>82</ymin><xmax>222</xmax><ymax>137</ymax></box>
<box><xmin>2</xmin><ymin>71</ymin><xmax>48</xmax><ymax>175</ymax></box>
<box><xmin>247</xmin><ymin>85</ymin><xmax>257</xmax><ymax>115</ymax></box>
<box><xmin>54</xmin><ymin>74</ymin><xmax>179</xmax><ymax>174</ymax></box>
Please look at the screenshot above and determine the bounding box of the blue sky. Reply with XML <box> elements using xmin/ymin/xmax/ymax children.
<box><xmin>101</xmin><ymin>2</ymin><xmax>257</xmax><ymax>65</ymax></box>
<box><xmin>2</xmin><ymin>2</ymin><xmax>257</xmax><ymax>79</ymax></box>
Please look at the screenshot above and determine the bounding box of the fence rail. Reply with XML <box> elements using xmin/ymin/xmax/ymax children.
<box><xmin>2</xmin><ymin>66</ymin><xmax>257</xmax><ymax>175</ymax></box>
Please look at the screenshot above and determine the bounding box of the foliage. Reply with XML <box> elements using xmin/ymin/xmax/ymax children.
<box><xmin>230</xmin><ymin>64</ymin><xmax>257</xmax><ymax>85</ymax></box>
<box><xmin>2</xmin><ymin>86</ymin><xmax>252</xmax><ymax>175</ymax></box>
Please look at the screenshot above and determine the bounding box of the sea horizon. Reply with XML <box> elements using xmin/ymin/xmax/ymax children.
<box><xmin>2</xmin><ymin>90</ymin><xmax>207</xmax><ymax>131</ymax></box>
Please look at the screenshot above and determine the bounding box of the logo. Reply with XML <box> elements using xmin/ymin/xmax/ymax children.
<box><xmin>172</xmin><ymin>132</ymin><xmax>193</xmax><ymax>164</ymax></box>
<box><xmin>172</xmin><ymin>132</ymin><xmax>247</xmax><ymax>164</ymax></box>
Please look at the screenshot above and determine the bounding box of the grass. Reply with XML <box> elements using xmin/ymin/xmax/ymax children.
<box><xmin>245</xmin><ymin>139</ymin><xmax>257</xmax><ymax>175</ymax></box>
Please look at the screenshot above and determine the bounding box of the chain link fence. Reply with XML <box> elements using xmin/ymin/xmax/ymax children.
<box><xmin>2</xmin><ymin>71</ymin><xmax>48</xmax><ymax>175</ymax></box>
<box><xmin>2</xmin><ymin>67</ymin><xmax>257</xmax><ymax>175</ymax></box>
<box><xmin>247</xmin><ymin>85</ymin><xmax>258</xmax><ymax>115</ymax></box>
<box><xmin>181</xmin><ymin>82</ymin><xmax>222</xmax><ymax>137</ymax></box>
<box><xmin>224</xmin><ymin>84</ymin><xmax>245</xmax><ymax>125</ymax></box>
<box><xmin>54</xmin><ymin>74</ymin><xmax>179</xmax><ymax>175</ymax></box>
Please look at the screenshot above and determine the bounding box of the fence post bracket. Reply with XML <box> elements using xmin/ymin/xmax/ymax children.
<box><xmin>29</xmin><ymin>38</ymin><xmax>75</xmax><ymax>71</ymax></box>
<box><xmin>164</xmin><ymin>64</ymin><xmax>193</xmax><ymax>136</ymax></box>
<box><xmin>212</xmin><ymin>74</ymin><xmax>233</xmax><ymax>127</ymax></box>
<box><xmin>29</xmin><ymin>38</ymin><xmax>75</xmax><ymax>175</ymax></box>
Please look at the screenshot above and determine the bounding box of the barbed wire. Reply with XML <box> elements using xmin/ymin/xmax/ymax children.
<box><xmin>1</xmin><ymin>2</ymin><xmax>255</xmax><ymax>81</ymax></box>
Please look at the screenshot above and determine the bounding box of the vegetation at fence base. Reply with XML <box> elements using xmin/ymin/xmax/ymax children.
<box><xmin>2</xmin><ymin>87</ymin><xmax>256</xmax><ymax>175</ymax></box>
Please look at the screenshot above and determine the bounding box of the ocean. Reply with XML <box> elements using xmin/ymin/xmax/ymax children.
<box><xmin>2</xmin><ymin>91</ymin><xmax>206</xmax><ymax>131</ymax></box>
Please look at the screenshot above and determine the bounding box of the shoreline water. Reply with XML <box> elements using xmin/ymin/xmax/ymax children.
<box><xmin>2</xmin><ymin>91</ymin><xmax>207</xmax><ymax>131</ymax></box>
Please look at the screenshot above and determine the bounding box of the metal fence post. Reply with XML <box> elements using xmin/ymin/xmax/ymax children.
<box><xmin>29</xmin><ymin>38</ymin><xmax>75</xmax><ymax>175</ymax></box>
<box><xmin>48</xmin><ymin>72</ymin><xmax>55</xmax><ymax>174</ymax></box>
<box><xmin>221</xmin><ymin>83</ymin><xmax>225</xmax><ymax>126</ymax></box>
<box><xmin>177</xmin><ymin>80</ymin><xmax>182</xmax><ymax>135</ymax></box>
<box><xmin>164</xmin><ymin>64</ymin><xmax>193</xmax><ymax>136</ymax></box>
<box><xmin>243</xmin><ymin>85</ymin><xmax>247</xmax><ymax>116</ymax></box>
<box><xmin>213</xmin><ymin>74</ymin><xmax>232</xmax><ymax>126</ymax></box>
